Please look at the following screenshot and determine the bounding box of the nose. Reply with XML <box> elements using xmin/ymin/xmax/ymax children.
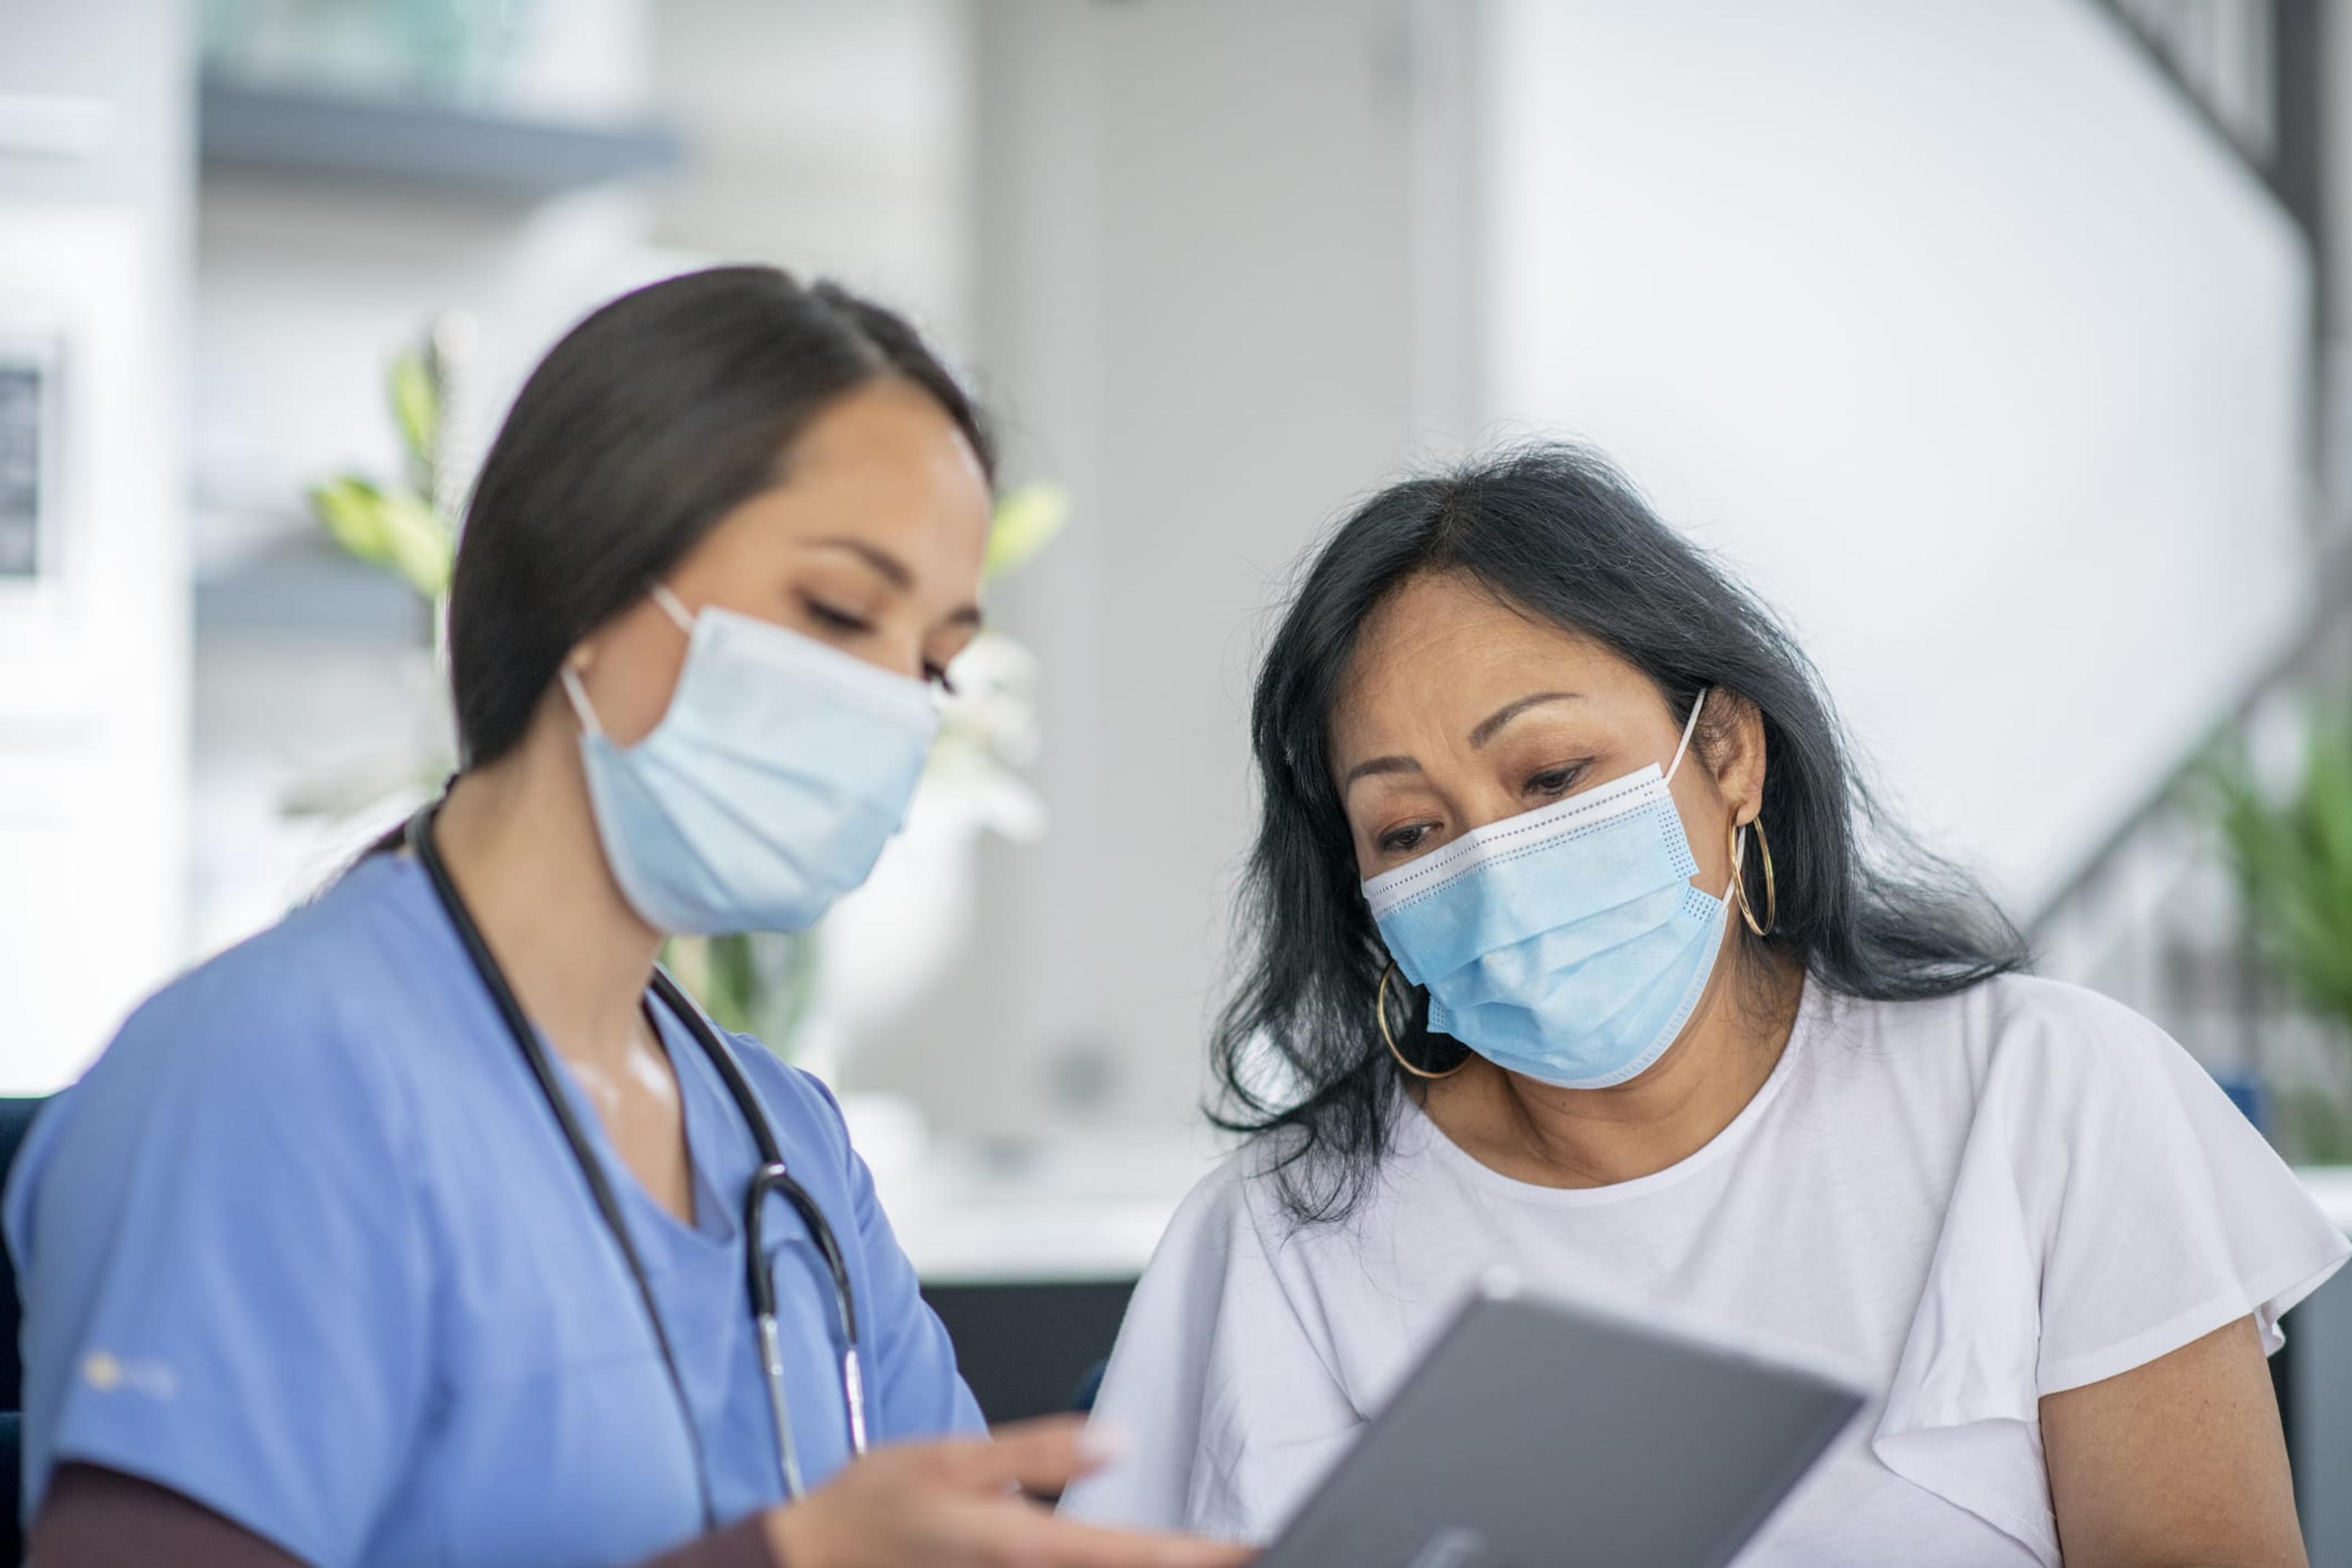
<box><xmin>845</xmin><ymin>633</ymin><xmax>926</xmax><ymax>684</ymax></box>
<box><xmin>1453</xmin><ymin>776</ymin><xmax>1540</xmax><ymax>835</ymax></box>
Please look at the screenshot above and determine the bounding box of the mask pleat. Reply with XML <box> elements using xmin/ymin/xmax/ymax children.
<box><xmin>1368</xmin><ymin>707</ymin><xmax>1729</xmax><ymax>1090</ymax></box>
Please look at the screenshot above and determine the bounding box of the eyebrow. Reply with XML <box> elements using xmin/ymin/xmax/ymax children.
<box><xmin>1340</xmin><ymin>690</ymin><xmax>1584</xmax><ymax>791</ymax></box>
<box><xmin>1469</xmin><ymin>690</ymin><xmax>1581</xmax><ymax>748</ymax></box>
<box><xmin>1341</xmin><ymin>755</ymin><xmax>1422</xmax><ymax>788</ymax></box>
<box><xmin>805</xmin><ymin>536</ymin><xmax>984</xmax><ymax>630</ymax></box>
<box><xmin>806</xmin><ymin>535</ymin><xmax>912</xmax><ymax>587</ymax></box>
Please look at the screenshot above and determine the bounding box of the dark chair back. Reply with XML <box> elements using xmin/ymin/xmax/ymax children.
<box><xmin>0</xmin><ymin>1099</ymin><xmax>38</xmax><ymax>1406</ymax></box>
<box><xmin>0</xmin><ymin>1096</ymin><xmax>48</xmax><ymax>1566</ymax></box>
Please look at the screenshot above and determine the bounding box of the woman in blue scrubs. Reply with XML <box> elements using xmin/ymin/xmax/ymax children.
<box><xmin>4</xmin><ymin>268</ymin><xmax>1244</xmax><ymax>1568</ymax></box>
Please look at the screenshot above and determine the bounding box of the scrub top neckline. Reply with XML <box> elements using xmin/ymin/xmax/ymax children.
<box><xmin>387</xmin><ymin>849</ymin><xmax>747</xmax><ymax>1256</ymax></box>
<box><xmin>543</xmin><ymin>1001</ymin><xmax>742</xmax><ymax>1252</ymax></box>
<box><xmin>1396</xmin><ymin>971</ymin><xmax>1823</xmax><ymax>1208</ymax></box>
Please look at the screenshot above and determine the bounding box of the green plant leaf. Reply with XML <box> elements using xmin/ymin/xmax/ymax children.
<box><xmin>2218</xmin><ymin>722</ymin><xmax>2352</xmax><ymax>1028</ymax></box>
<box><xmin>660</xmin><ymin>930</ymin><xmax>820</xmax><ymax>1053</ymax></box>
<box><xmin>311</xmin><ymin>475</ymin><xmax>393</xmax><ymax>562</ymax></box>
<box><xmin>985</xmin><ymin>482</ymin><xmax>1071</xmax><ymax>581</ymax></box>
<box><xmin>378</xmin><ymin>486</ymin><xmax>454</xmax><ymax>598</ymax></box>
<box><xmin>309</xmin><ymin>473</ymin><xmax>454</xmax><ymax>601</ymax></box>
<box><xmin>389</xmin><ymin>345</ymin><xmax>440</xmax><ymax>492</ymax></box>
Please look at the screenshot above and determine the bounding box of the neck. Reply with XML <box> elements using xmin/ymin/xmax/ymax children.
<box><xmin>429</xmin><ymin>726</ymin><xmax>662</xmax><ymax>1075</ymax></box>
<box><xmin>1418</xmin><ymin>944</ymin><xmax>1804</xmax><ymax>1189</ymax></box>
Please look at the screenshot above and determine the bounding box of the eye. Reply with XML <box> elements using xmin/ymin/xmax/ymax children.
<box><xmin>803</xmin><ymin>597</ymin><xmax>873</xmax><ymax>635</ymax></box>
<box><xmin>1525</xmin><ymin>763</ymin><xmax>1582</xmax><ymax>799</ymax></box>
<box><xmin>1376</xmin><ymin>822</ymin><xmax>1437</xmax><ymax>857</ymax></box>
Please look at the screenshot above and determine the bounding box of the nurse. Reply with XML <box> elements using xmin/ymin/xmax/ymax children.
<box><xmin>6</xmin><ymin>268</ymin><xmax>1245</xmax><ymax>1568</ymax></box>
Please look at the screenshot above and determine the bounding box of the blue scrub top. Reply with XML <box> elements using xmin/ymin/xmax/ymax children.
<box><xmin>3</xmin><ymin>854</ymin><xmax>984</xmax><ymax>1567</ymax></box>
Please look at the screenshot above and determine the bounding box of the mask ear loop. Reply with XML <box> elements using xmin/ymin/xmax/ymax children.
<box><xmin>1664</xmin><ymin>687</ymin><xmax>1708</xmax><ymax>782</ymax></box>
<box><xmin>650</xmin><ymin>582</ymin><xmax>696</xmax><ymax>633</ymax></box>
<box><xmin>1664</xmin><ymin>688</ymin><xmax>1743</xmax><ymax>905</ymax></box>
<box><xmin>560</xmin><ymin>665</ymin><xmax>605</xmax><ymax>741</ymax></box>
<box><xmin>564</xmin><ymin>586</ymin><xmax>698</xmax><ymax>740</ymax></box>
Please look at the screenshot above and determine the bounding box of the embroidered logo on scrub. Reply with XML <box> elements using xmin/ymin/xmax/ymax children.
<box><xmin>80</xmin><ymin>1349</ymin><xmax>178</xmax><ymax>1400</ymax></box>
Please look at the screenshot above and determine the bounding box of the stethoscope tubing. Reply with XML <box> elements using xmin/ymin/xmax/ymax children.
<box><xmin>405</xmin><ymin>804</ymin><xmax>867</xmax><ymax>1522</ymax></box>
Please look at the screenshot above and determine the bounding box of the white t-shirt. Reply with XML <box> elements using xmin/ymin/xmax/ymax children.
<box><xmin>1060</xmin><ymin>975</ymin><xmax>2350</xmax><ymax>1565</ymax></box>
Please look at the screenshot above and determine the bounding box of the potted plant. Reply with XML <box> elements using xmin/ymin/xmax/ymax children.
<box><xmin>2216</xmin><ymin>721</ymin><xmax>2352</xmax><ymax>1162</ymax></box>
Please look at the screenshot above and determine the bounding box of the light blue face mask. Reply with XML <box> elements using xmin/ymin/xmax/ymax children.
<box><xmin>562</xmin><ymin>584</ymin><xmax>940</xmax><ymax>936</ymax></box>
<box><xmin>1363</xmin><ymin>690</ymin><xmax>1734</xmax><ymax>1090</ymax></box>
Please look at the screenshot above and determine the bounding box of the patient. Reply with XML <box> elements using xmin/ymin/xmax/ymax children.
<box><xmin>1061</xmin><ymin>445</ymin><xmax>2349</xmax><ymax>1566</ymax></box>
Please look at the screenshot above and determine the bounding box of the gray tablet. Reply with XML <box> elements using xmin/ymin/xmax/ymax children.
<box><xmin>1256</xmin><ymin>1276</ymin><xmax>1866</xmax><ymax>1568</ymax></box>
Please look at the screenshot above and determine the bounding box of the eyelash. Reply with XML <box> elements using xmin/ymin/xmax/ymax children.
<box><xmin>803</xmin><ymin>597</ymin><xmax>870</xmax><ymax>635</ymax></box>
<box><xmin>1526</xmin><ymin>763</ymin><xmax>1581</xmax><ymax>797</ymax></box>
<box><xmin>1373</xmin><ymin>764</ymin><xmax>1585</xmax><ymax>857</ymax></box>
<box><xmin>1378</xmin><ymin>823</ymin><xmax>1435</xmax><ymax>856</ymax></box>
<box><xmin>804</xmin><ymin>596</ymin><xmax>957</xmax><ymax>693</ymax></box>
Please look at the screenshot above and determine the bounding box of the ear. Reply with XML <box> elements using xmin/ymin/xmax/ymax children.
<box><xmin>1701</xmin><ymin>690</ymin><xmax>1769</xmax><ymax>827</ymax></box>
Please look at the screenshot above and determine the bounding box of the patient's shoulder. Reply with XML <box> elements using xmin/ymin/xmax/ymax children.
<box><xmin>1164</xmin><ymin>1123</ymin><xmax>1415</xmax><ymax>1276</ymax></box>
<box><xmin>1142</xmin><ymin>1128</ymin><xmax>1318</xmax><ymax>1272</ymax></box>
<box><xmin>1155</xmin><ymin>1141</ymin><xmax>1268</xmax><ymax>1257</ymax></box>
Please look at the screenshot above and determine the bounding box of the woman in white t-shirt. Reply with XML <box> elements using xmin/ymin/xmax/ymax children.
<box><xmin>1061</xmin><ymin>445</ymin><xmax>2351</xmax><ymax>1566</ymax></box>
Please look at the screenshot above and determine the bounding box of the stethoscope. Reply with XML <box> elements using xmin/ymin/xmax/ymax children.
<box><xmin>405</xmin><ymin>803</ymin><xmax>867</xmax><ymax>1528</ymax></box>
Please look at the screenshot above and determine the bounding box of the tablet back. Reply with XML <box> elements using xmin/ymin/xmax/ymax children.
<box><xmin>1256</xmin><ymin>1287</ymin><xmax>1864</xmax><ymax>1568</ymax></box>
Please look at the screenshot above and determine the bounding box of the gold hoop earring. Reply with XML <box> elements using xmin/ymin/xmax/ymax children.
<box><xmin>1730</xmin><ymin>819</ymin><xmax>1777</xmax><ymax>937</ymax></box>
<box><xmin>1377</xmin><ymin>962</ymin><xmax>1468</xmax><ymax>1080</ymax></box>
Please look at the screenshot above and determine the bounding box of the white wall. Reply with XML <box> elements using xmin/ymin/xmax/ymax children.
<box><xmin>1481</xmin><ymin>0</ymin><xmax>2313</xmax><ymax>913</ymax></box>
<box><xmin>0</xmin><ymin>0</ymin><xmax>192</xmax><ymax>1091</ymax></box>
<box><xmin>848</xmin><ymin>0</ymin><xmax>1472</xmax><ymax>1137</ymax></box>
<box><xmin>650</xmin><ymin>0</ymin><xmax>974</xmax><ymax>354</ymax></box>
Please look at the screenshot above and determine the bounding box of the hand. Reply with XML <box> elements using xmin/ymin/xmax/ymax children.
<box><xmin>764</xmin><ymin>1415</ymin><xmax>1253</xmax><ymax>1568</ymax></box>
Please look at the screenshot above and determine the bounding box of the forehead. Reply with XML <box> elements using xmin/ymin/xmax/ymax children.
<box><xmin>713</xmin><ymin>380</ymin><xmax>990</xmax><ymax>577</ymax></box>
<box><xmin>1330</xmin><ymin>571</ymin><xmax>1645</xmax><ymax>754</ymax></box>
<box><xmin>786</xmin><ymin>381</ymin><xmax>986</xmax><ymax>514</ymax></box>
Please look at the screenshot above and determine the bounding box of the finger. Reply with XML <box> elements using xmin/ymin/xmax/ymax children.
<box><xmin>943</xmin><ymin>1415</ymin><xmax>1102</xmax><ymax>1493</ymax></box>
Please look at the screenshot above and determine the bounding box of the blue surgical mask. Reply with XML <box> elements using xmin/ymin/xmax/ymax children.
<box><xmin>1363</xmin><ymin>691</ymin><xmax>1733</xmax><ymax>1090</ymax></box>
<box><xmin>562</xmin><ymin>585</ymin><xmax>940</xmax><ymax>936</ymax></box>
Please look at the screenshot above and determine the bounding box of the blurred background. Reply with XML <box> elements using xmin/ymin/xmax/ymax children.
<box><xmin>8</xmin><ymin>0</ymin><xmax>2352</xmax><ymax>1546</ymax></box>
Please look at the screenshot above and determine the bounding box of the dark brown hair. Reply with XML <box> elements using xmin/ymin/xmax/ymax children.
<box><xmin>447</xmin><ymin>265</ymin><xmax>992</xmax><ymax>767</ymax></box>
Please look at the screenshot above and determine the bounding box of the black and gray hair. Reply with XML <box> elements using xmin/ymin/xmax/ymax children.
<box><xmin>1212</xmin><ymin>443</ymin><xmax>2026</xmax><ymax>1224</ymax></box>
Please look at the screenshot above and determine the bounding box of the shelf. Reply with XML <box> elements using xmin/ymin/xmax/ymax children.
<box><xmin>198</xmin><ymin>77</ymin><xmax>684</xmax><ymax>198</ymax></box>
<box><xmin>195</xmin><ymin>533</ymin><xmax>430</xmax><ymax>647</ymax></box>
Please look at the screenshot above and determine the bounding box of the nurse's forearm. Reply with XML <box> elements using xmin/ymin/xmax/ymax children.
<box><xmin>31</xmin><ymin>1464</ymin><xmax>306</xmax><ymax>1567</ymax></box>
<box><xmin>639</xmin><ymin>1515</ymin><xmax>776</xmax><ymax>1568</ymax></box>
<box><xmin>31</xmin><ymin>1463</ymin><xmax>781</xmax><ymax>1568</ymax></box>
